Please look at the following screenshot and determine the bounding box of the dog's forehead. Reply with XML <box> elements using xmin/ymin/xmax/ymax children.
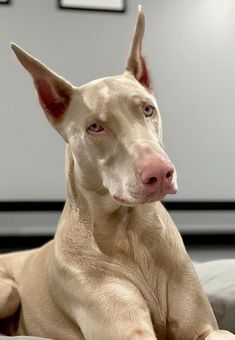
<box><xmin>79</xmin><ymin>74</ymin><xmax>154</xmax><ymax>112</ymax></box>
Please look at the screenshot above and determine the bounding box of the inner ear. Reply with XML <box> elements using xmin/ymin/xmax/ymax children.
<box><xmin>34</xmin><ymin>76</ymin><xmax>71</xmax><ymax>120</ymax></box>
<box><xmin>11</xmin><ymin>43</ymin><xmax>73</xmax><ymax>123</ymax></box>
<box><xmin>138</xmin><ymin>56</ymin><xmax>151</xmax><ymax>89</ymax></box>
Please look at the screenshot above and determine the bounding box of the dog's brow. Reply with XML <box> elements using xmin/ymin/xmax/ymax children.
<box><xmin>99</xmin><ymin>86</ymin><xmax>110</xmax><ymax>100</ymax></box>
<box><xmin>85</xmin><ymin>113</ymin><xmax>109</xmax><ymax>127</ymax></box>
<box><xmin>99</xmin><ymin>113</ymin><xmax>107</xmax><ymax>121</ymax></box>
<box><xmin>131</xmin><ymin>95</ymin><xmax>142</xmax><ymax>105</ymax></box>
<box><xmin>130</xmin><ymin>93</ymin><xmax>155</xmax><ymax>105</ymax></box>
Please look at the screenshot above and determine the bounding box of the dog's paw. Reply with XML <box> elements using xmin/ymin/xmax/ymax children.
<box><xmin>206</xmin><ymin>330</ymin><xmax>235</xmax><ymax>339</ymax></box>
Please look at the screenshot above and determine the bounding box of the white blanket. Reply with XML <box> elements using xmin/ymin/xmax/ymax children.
<box><xmin>194</xmin><ymin>259</ymin><xmax>235</xmax><ymax>332</ymax></box>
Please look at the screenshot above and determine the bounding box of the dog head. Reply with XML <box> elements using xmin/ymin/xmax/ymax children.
<box><xmin>11</xmin><ymin>6</ymin><xmax>177</xmax><ymax>206</ymax></box>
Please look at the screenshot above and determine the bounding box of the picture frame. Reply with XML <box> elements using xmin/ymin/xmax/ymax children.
<box><xmin>58</xmin><ymin>0</ymin><xmax>125</xmax><ymax>13</ymax></box>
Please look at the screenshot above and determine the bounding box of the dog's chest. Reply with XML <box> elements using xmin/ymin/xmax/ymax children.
<box><xmin>93</xmin><ymin>219</ymin><xmax>168</xmax><ymax>336</ymax></box>
<box><xmin>94</xmin><ymin>217</ymin><xmax>167</xmax><ymax>295</ymax></box>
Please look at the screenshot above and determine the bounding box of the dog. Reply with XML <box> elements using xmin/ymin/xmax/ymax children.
<box><xmin>0</xmin><ymin>6</ymin><xmax>234</xmax><ymax>340</ymax></box>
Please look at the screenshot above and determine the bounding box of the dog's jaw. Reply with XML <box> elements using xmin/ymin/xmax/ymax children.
<box><xmin>112</xmin><ymin>182</ymin><xmax>177</xmax><ymax>206</ymax></box>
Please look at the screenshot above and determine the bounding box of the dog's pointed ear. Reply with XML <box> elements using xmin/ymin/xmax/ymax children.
<box><xmin>11</xmin><ymin>43</ymin><xmax>73</xmax><ymax>130</ymax></box>
<box><xmin>125</xmin><ymin>6</ymin><xmax>151</xmax><ymax>90</ymax></box>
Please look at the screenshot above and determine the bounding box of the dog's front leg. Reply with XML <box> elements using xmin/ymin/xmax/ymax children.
<box><xmin>0</xmin><ymin>268</ymin><xmax>20</xmax><ymax>320</ymax></box>
<box><xmin>165</xmin><ymin>258</ymin><xmax>235</xmax><ymax>340</ymax></box>
<box><xmin>68</xmin><ymin>276</ymin><xmax>157</xmax><ymax>340</ymax></box>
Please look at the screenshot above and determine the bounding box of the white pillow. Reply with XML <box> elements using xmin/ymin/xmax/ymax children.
<box><xmin>194</xmin><ymin>259</ymin><xmax>235</xmax><ymax>333</ymax></box>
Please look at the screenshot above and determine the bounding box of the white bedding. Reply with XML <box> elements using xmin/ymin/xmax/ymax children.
<box><xmin>194</xmin><ymin>259</ymin><xmax>235</xmax><ymax>332</ymax></box>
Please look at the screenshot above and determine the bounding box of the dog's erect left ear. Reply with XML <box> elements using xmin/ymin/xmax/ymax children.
<box><xmin>11</xmin><ymin>43</ymin><xmax>73</xmax><ymax>132</ymax></box>
<box><xmin>125</xmin><ymin>6</ymin><xmax>151</xmax><ymax>90</ymax></box>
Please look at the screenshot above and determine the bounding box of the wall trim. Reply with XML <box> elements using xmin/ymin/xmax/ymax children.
<box><xmin>0</xmin><ymin>201</ymin><xmax>65</xmax><ymax>212</ymax></box>
<box><xmin>0</xmin><ymin>202</ymin><xmax>234</xmax><ymax>248</ymax></box>
<box><xmin>164</xmin><ymin>201</ymin><xmax>235</xmax><ymax>211</ymax></box>
<box><xmin>0</xmin><ymin>200</ymin><xmax>235</xmax><ymax>211</ymax></box>
<box><xmin>0</xmin><ymin>233</ymin><xmax>235</xmax><ymax>252</ymax></box>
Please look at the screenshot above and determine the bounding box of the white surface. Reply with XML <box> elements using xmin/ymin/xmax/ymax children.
<box><xmin>189</xmin><ymin>247</ymin><xmax>235</xmax><ymax>262</ymax></box>
<box><xmin>0</xmin><ymin>0</ymin><xmax>235</xmax><ymax>200</ymax></box>
<box><xmin>171</xmin><ymin>211</ymin><xmax>235</xmax><ymax>234</ymax></box>
<box><xmin>194</xmin><ymin>259</ymin><xmax>235</xmax><ymax>332</ymax></box>
<box><xmin>0</xmin><ymin>212</ymin><xmax>59</xmax><ymax>235</ymax></box>
<box><xmin>0</xmin><ymin>211</ymin><xmax>234</xmax><ymax>236</ymax></box>
<box><xmin>61</xmin><ymin>0</ymin><xmax>124</xmax><ymax>10</ymax></box>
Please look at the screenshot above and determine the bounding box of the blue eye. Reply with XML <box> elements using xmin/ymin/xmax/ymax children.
<box><xmin>88</xmin><ymin>123</ymin><xmax>104</xmax><ymax>133</ymax></box>
<box><xmin>143</xmin><ymin>105</ymin><xmax>155</xmax><ymax>117</ymax></box>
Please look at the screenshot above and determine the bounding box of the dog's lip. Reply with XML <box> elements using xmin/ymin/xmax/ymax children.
<box><xmin>113</xmin><ymin>192</ymin><xmax>163</xmax><ymax>205</ymax></box>
<box><xmin>113</xmin><ymin>185</ymin><xmax>177</xmax><ymax>206</ymax></box>
<box><xmin>113</xmin><ymin>195</ymin><xmax>130</xmax><ymax>205</ymax></box>
<box><xmin>167</xmin><ymin>185</ymin><xmax>177</xmax><ymax>195</ymax></box>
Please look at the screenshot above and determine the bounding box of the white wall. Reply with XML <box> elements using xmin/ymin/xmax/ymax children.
<box><xmin>0</xmin><ymin>0</ymin><xmax>235</xmax><ymax>201</ymax></box>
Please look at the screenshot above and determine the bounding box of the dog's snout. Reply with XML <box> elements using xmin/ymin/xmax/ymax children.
<box><xmin>146</xmin><ymin>176</ymin><xmax>158</xmax><ymax>185</ymax></box>
<box><xmin>165</xmin><ymin>168</ymin><xmax>174</xmax><ymax>180</ymax></box>
<box><xmin>139</xmin><ymin>158</ymin><xmax>174</xmax><ymax>190</ymax></box>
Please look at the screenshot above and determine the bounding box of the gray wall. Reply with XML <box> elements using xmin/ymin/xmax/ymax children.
<box><xmin>0</xmin><ymin>0</ymin><xmax>235</xmax><ymax>201</ymax></box>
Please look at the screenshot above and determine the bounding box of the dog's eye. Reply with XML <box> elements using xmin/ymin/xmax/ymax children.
<box><xmin>88</xmin><ymin>123</ymin><xmax>104</xmax><ymax>133</ymax></box>
<box><xmin>143</xmin><ymin>105</ymin><xmax>155</xmax><ymax>118</ymax></box>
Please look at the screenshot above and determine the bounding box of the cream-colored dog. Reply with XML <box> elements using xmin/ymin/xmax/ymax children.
<box><xmin>0</xmin><ymin>6</ymin><xmax>234</xmax><ymax>340</ymax></box>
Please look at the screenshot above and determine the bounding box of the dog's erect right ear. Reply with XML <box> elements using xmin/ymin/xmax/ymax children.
<box><xmin>125</xmin><ymin>6</ymin><xmax>152</xmax><ymax>90</ymax></box>
<box><xmin>11</xmin><ymin>43</ymin><xmax>73</xmax><ymax>130</ymax></box>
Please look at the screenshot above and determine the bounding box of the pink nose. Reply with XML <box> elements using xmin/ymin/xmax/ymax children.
<box><xmin>139</xmin><ymin>158</ymin><xmax>174</xmax><ymax>190</ymax></box>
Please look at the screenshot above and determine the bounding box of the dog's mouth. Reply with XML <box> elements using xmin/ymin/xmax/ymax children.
<box><xmin>113</xmin><ymin>184</ymin><xmax>177</xmax><ymax>206</ymax></box>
